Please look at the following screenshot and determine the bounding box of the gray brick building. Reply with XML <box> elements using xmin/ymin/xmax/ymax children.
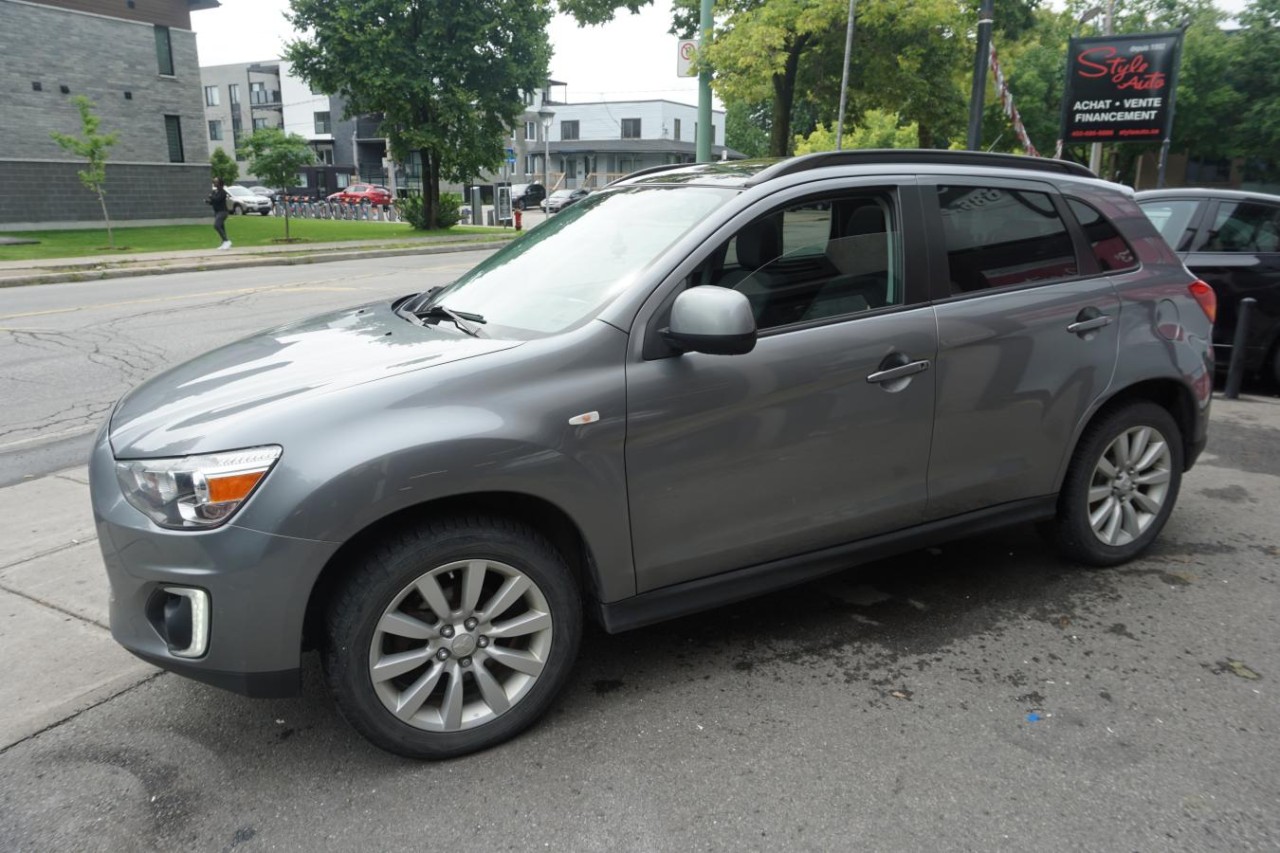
<box><xmin>0</xmin><ymin>0</ymin><xmax>219</xmax><ymax>228</ymax></box>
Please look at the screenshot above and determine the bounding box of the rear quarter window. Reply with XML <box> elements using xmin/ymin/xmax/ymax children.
<box><xmin>1067</xmin><ymin>198</ymin><xmax>1139</xmax><ymax>273</ymax></box>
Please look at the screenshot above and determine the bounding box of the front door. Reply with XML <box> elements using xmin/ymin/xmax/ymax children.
<box><xmin>625</xmin><ymin>184</ymin><xmax>938</xmax><ymax>593</ymax></box>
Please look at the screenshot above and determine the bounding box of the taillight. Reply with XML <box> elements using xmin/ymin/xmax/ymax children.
<box><xmin>1189</xmin><ymin>280</ymin><xmax>1216</xmax><ymax>323</ymax></box>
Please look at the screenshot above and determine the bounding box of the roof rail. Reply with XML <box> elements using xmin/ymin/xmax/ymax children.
<box><xmin>745</xmin><ymin>150</ymin><xmax>1095</xmax><ymax>186</ymax></box>
<box><xmin>604</xmin><ymin>162</ymin><xmax>693</xmax><ymax>188</ymax></box>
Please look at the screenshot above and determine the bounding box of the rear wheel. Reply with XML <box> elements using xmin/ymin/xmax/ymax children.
<box><xmin>1045</xmin><ymin>402</ymin><xmax>1183</xmax><ymax>567</ymax></box>
<box><xmin>324</xmin><ymin>516</ymin><xmax>581</xmax><ymax>759</ymax></box>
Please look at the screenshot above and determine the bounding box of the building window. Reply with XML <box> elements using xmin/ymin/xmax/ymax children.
<box><xmin>673</xmin><ymin>118</ymin><xmax>681</xmax><ymax>141</ymax></box>
<box><xmin>204</xmin><ymin>85</ymin><xmax>219</xmax><ymax>107</ymax></box>
<box><xmin>525</xmin><ymin>121</ymin><xmax>536</xmax><ymax>141</ymax></box>
<box><xmin>316</xmin><ymin>146</ymin><xmax>334</xmax><ymax>165</ymax></box>
<box><xmin>250</xmin><ymin>81</ymin><xmax>271</xmax><ymax>105</ymax></box>
<box><xmin>253</xmin><ymin>117</ymin><xmax>270</xmax><ymax>131</ymax></box>
<box><xmin>621</xmin><ymin>118</ymin><xmax>641</xmax><ymax>139</ymax></box>
<box><xmin>208</xmin><ymin>119</ymin><xmax>223</xmax><ymax>141</ymax></box>
<box><xmin>314</xmin><ymin>111</ymin><xmax>331</xmax><ymax>134</ymax></box>
<box><xmin>524</xmin><ymin>154</ymin><xmax>534</xmax><ymax>175</ymax></box>
<box><xmin>164</xmin><ymin>115</ymin><xmax>184</xmax><ymax>162</ymax></box>
<box><xmin>154</xmin><ymin>26</ymin><xmax>174</xmax><ymax>75</ymax></box>
<box><xmin>561</xmin><ymin>120</ymin><xmax>579</xmax><ymax>141</ymax></box>
<box><xmin>228</xmin><ymin>83</ymin><xmax>240</xmax><ymax>105</ymax></box>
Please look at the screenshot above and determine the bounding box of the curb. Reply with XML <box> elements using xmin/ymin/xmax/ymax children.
<box><xmin>0</xmin><ymin>238</ymin><xmax>514</xmax><ymax>289</ymax></box>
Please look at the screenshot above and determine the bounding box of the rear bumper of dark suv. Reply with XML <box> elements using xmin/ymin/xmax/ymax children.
<box><xmin>89</xmin><ymin>426</ymin><xmax>339</xmax><ymax>697</ymax></box>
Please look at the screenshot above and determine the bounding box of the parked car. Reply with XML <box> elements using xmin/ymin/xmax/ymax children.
<box><xmin>248</xmin><ymin>186</ymin><xmax>283</xmax><ymax>202</ymax></box>
<box><xmin>541</xmin><ymin>188</ymin><xmax>589</xmax><ymax>213</ymax></box>
<box><xmin>510</xmin><ymin>182</ymin><xmax>546</xmax><ymax>211</ymax></box>
<box><xmin>225</xmin><ymin>185</ymin><xmax>272</xmax><ymax>215</ymax></box>
<box><xmin>1137</xmin><ymin>188</ymin><xmax>1280</xmax><ymax>384</ymax></box>
<box><xmin>92</xmin><ymin>151</ymin><xmax>1213</xmax><ymax>760</ymax></box>
<box><xmin>327</xmin><ymin>184</ymin><xmax>394</xmax><ymax>206</ymax></box>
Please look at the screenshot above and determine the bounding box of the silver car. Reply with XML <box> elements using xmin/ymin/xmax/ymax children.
<box><xmin>92</xmin><ymin>152</ymin><xmax>1214</xmax><ymax>758</ymax></box>
<box><xmin>225</xmin><ymin>184</ymin><xmax>273</xmax><ymax>215</ymax></box>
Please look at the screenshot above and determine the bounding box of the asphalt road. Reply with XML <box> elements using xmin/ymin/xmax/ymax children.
<box><xmin>1</xmin><ymin>261</ymin><xmax>1278</xmax><ymax>850</ymax></box>
<box><xmin>0</xmin><ymin>252</ymin><xmax>495</xmax><ymax>487</ymax></box>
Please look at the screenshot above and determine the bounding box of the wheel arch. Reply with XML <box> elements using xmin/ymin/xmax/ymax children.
<box><xmin>302</xmin><ymin>491</ymin><xmax>599</xmax><ymax>652</ymax></box>
<box><xmin>1056</xmin><ymin>378</ymin><xmax>1199</xmax><ymax>491</ymax></box>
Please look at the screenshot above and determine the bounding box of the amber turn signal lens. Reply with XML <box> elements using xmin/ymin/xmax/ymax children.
<box><xmin>206</xmin><ymin>470</ymin><xmax>267</xmax><ymax>504</ymax></box>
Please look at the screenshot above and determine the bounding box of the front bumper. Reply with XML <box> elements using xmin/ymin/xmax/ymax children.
<box><xmin>90</xmin><ymin>426</ymin><xmax>340</xmax><ymax>697</ymax></box>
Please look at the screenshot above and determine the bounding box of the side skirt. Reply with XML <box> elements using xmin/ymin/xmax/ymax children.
<box><xmin>597</xmin><ymin>496</ymin><xmax>1058</xmax><ymax>634</ymax></box>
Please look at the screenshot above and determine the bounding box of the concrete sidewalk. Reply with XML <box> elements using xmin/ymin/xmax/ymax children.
<box><xmin>0</xmin><ymin>231</ymin><xmax>520</xmax><ymax>289</ymax></box>
<box><xmin>1</xmin><ymin>393</ymin><xmax>1276</xmax><ymax>753</ymax></box>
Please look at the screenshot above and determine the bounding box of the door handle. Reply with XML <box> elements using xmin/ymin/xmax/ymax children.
<box><xmin>1067</xmin><ymin>314</ymin><xmax>1113</xmax><ymax>335</ymax></box>
<box><xmin>866</xmin><ymin>360</ymin><xmax>931</xmax><ymax>384</ymax></box>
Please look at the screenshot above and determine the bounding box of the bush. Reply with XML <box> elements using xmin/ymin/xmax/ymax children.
<box><xmin>396</xmin><ymin>192</ymin><xmax>463</xmax><ymax>230</ymax></box>
<box><xmin>437</xmin><ymin>192</ymin><xmax>462</xmax><ymax>228</ymax></box>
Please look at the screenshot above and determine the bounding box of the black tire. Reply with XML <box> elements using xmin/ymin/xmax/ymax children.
<box><xmin>324</xmin><ymin>515</ymin><xmax>582</xmax><ymax>759</ymax></box>
<box><xmin>1044</xmin><ymin>401</ymin><xmax>1183</xmax><ymax>567</ymax></box>
<box><xmin>259</xmin><ymin>209</ymin><xmax>270</xmax><ymax>216</ymax></box>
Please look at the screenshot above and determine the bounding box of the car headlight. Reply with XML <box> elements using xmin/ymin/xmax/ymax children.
<box><xmin>115</xmin><ymin>446</ymin><xmax>281</xmax><ymax>529</ymax></box>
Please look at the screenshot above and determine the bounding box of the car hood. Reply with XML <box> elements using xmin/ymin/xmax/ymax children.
<box><xmin>109</xmin><ymin>301</ymin><xmax>522</xmax><ymax>457</ymax></box>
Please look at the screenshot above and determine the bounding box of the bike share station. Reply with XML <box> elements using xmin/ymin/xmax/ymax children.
<box><xmin>466</xmin><ymin>183</ymin><xmax>515</xmax><ymax>228</ymax></box>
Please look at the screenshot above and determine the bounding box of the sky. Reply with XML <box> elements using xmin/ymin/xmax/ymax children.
<box><xmin>192</xmin><ymin>0</ymin><xmax>703</xmax><ymax>106</ymax></box>
<box><xmin>192</xmin><ymin>0</ymin><xmax>1252</xmax><ymax>109</ymax></box>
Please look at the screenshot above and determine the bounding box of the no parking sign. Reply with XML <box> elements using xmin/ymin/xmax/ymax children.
<box><xmin>677</xmin><ymin>39</ymin><xmax>697</xmax><ymax>78</ymax></box>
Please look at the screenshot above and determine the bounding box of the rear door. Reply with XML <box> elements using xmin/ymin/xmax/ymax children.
<box><xmin>921</xmin><ymin>178</ymin><xmax>1122</xmax><ymax>519</ymax></box>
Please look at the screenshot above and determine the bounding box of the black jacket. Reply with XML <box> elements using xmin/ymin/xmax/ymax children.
<box><xmin>207</xmin><ymin>187</ymin><xmax>228</xmax><ymax>213</ymax></box>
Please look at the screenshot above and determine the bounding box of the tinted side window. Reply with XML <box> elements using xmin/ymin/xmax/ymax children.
<box><xmin>1138</xmin><ymin>199</ymin><xmax>1200</xmax><ymax>251</ymax></box>
<box><xmin>1067</xmin><ymin>199</ymin><xmax>1138</xmax><ymax>272</ymax></box>
<box><xmin>714</xmin><ymin>193</ymin><xmax>900</xmax><ymax>330</ymax></box>
<box><xmin>938</xmin><ymin>186</ymin><xmax>1077</xmax><ymax>293</ymax></box>
<box><xmin>1197</xmin><ymin>201</ymin><xmax>1280</xmax><ymax>253</ymax></box>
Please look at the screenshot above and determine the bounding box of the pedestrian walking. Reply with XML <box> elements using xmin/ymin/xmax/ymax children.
<box><xmin>208</xmin><ymin>177</ymin><xmax>231</xmax><ymax>250</ymax></box>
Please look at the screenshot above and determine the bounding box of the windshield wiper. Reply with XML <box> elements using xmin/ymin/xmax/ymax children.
<box><xmin>416</xmin><ymin>304</ymin><xmax>485</xmax><ymax>337</ymax></box>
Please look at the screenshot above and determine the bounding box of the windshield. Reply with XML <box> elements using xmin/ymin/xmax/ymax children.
<box><xmin>227</xmin><ymin>186</ymin><xmax>250</xmax><ymax>197</ymax></box>
<box><xmin>413</xmin><ymin>186</ymin><xmax>736</xmax><ymax>336</ymax></box>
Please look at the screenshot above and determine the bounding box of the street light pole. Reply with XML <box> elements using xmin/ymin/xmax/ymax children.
<box><xmin>538</xmin><ymin>106</ymin><xmax>554</xmax><ymax>196</ymax></box>
<box><xmin>834</xmin><ymin>0</ymin><xmax>858</xmax><ymax>150</ymax></box>
<box><xmin>696</xmin><ymin>0</ymin><xmax>712</xmax><ymax>162</ymax></box>
<box><xmin>1089</xmin><ymin>0</ymin><xmax>1115</xmax><ymax>176</ymax></box>
<box><xmin>966</xmin><ymin>0</ymin><xmax>994</xmax><ymax>150</ymax></box>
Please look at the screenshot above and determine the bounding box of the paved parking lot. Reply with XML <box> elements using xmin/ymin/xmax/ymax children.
<box><xmin>0</xmin><ymin>395</ymin><xmax>1277</xmax><ymax>851</ymax></box>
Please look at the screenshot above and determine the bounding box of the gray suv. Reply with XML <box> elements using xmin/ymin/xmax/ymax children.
<box><xmin>91</xmin><ymin>151</ymin><xmax>1214</xmax><ymax>758</ymax></box>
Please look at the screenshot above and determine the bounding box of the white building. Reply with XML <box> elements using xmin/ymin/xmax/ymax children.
<box><xmin>511</xmin><ymin>83</ymin><xmax>737</xmax><ymax>190</ymax></box>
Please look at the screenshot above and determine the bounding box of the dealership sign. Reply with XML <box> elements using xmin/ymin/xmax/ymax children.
<box><xmin>1060</xmin><ymin>31</ymin><xmax>1184</xmax><ymax>144</ymax></box>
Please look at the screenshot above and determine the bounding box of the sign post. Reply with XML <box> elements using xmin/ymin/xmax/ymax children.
<box><xmin>1059</xmin><ymin>31</ymin><xmax>1184</xmax><ymax>180</ymax></box>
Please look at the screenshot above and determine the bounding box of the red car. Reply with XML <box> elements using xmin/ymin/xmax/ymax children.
<box><xmin>327</xmin><ymin>184</ymin><xmax>393</xmax><ymax>205</ymax></box>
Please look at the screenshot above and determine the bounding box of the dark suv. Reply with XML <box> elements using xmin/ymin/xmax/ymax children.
<box><xmin>92</xmin><ymin>151</ymin><xmax>1214</xmax><ymax>759</ymax></box>
<box><xmin>1137</xmin><ymin>188</ymin><xmax>1280</xmax><ymax>385</ymax></box>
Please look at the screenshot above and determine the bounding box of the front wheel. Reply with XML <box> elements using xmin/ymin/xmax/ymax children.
<box><xmin>1044</xmin><ymin>401</ymin><xmax>1183</xmax><ymax>567</ymax></box>
<box><xmin>324</xmin><ymin>516</ymin><xmax>582</xmax><ymax>759</ymax></box>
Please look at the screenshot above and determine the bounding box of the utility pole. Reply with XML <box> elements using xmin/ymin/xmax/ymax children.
<box><xmin>834</xmin><ymin>0</ymin><xmax>858</xmax><ymax>149</ymax></box>
<box><xmin>696</xmin><ymin>0</ymin><xmax>712</xmax><ymax>162</ymax></box>
<box><xmin>966</xmin><ymin>0</ymin><xmax>994</xmax><ymax>150</ymax></box>
<box><xmin>1089</xmin><ymin>0</ymin><xmax>1115</xmax><ymax>176</ymax></box>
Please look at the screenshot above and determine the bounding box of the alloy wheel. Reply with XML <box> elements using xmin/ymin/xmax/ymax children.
<box><xmin>1086</xmin><ymin>425</ymin><xmax>1173</xmax><ymax>546</ymax></box>
<box><xmin>368</xmin><ymin>559</ymin><xmax>553</xmax><ymax>732</ymax></box>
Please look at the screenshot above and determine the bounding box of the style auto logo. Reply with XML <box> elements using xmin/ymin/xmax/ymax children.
<box><xmin>1076</xmin><ymin>46</ymin><xmax>1167</xmax><ymax>91</ymax></box>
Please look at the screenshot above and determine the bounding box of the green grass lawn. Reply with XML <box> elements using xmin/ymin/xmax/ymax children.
<box><xmin>0</xmin><ymin>217</ymin><xmax>507</xmax><ymax>262</ymax></box>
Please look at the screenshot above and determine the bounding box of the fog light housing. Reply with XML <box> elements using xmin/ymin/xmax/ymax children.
<box><xmin>147</xmin><ymin>587</ymin><xmax>210</xmax><ymax>658</ymax></box>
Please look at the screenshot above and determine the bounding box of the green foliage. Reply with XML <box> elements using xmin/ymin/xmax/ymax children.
<box><xmin>436</xmin><ymin>193</ymin><xmax>463</xmax><ymax>229</ymax></box>
<box><xmin>286</xmin><ymin>0</ymin><xmax>553</xmax><ymax>229</ymax></box>
<box><xmin>724</xmin><ymin>101</ymin><xmax>771</xmax><ymax>158</ymax></box>
<box><xmin>49</xmin><ymin>96</ymin><xmax>119</xmax><ymax>249</ymax></box>
<box><xmin>794</xmin><ymin>111</ymin><xmax>919</xmax><ymax>154</ymax></box>
<box><xmin>241</xmin><ymin>128</ymin><xmax>316</xmax><ymax>241</ymax></box>
<box><xmin>210</xmin><ymin>148</ymin><xmax>239</xmax><ymax>186</ymax></box>
<box><xmin>397</xmin><ymin>193</ymin><xmax>429</xmax><ymax>230</ymax></box>
<box><xmin>1233</xmin><ymin>0</ymin><xmax>1280</xmax><ymax>179</ymax></box>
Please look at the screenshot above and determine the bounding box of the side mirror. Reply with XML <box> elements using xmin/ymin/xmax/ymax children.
<box><xmin>663</xmin><ymin>286</ymin><xmax>757</xmax><ymax>356</ymax></box>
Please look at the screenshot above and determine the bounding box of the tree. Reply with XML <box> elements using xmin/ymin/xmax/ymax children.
<box><xmin>241</xmin><ymin>128</ymin><xmax>315</xmax><ymax>242</ymax></box>
<box><xmin>793</xmin><ymin>110</ymin><xmax>919</xmax><ymax>154</ymax></box>
<box><xmin>724</xmin><ymin>101</ymin><xmax>772</xmax><ymax>158</ymax></box>
<box><xmin>286</xmin><ymin>0</ymin><xmax>553</xmax><ymax>229</ymax></box>
<box><xmin>210</xmin><ymin>148</ymin><xmax>239</xmax><ymax>186</ymax></box>
<box><xmin>49</xmin><ymin>96</ymin><xmax>119</xmax><ymax>250</ymax></box>
<box><xmin>1233</xmin><ymin>0</ymin><xmax>1280</xmax><ymax>179</ymax></box>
